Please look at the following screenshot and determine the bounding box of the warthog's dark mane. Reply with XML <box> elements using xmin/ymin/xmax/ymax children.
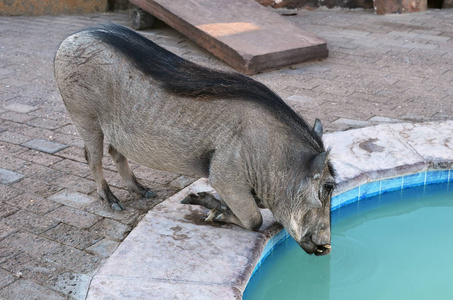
<box><xmin>88</xmin><ymin>23</ymin><xmax>324</xmax><ymax>152</ymax></box>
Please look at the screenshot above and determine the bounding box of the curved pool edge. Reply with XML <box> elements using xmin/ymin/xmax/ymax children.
<box><xmin>86</xmin><ymin>120</ymin><xmax>453</xmax><ymax>299</ymax></box>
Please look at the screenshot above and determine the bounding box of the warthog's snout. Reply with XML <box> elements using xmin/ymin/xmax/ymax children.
<box><xmin>299</xmin><ymin>235</ymin><xmax>331</xmax><ymax>256</ymax></box>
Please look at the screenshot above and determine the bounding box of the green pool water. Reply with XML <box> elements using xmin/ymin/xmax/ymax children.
<box><xmin>244</xmin><ymin>182</ymin><xmax>453</xmax><ymax>300</ymax></box>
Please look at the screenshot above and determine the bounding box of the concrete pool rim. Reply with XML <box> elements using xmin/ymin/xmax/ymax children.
<box><xmin>86</xmin><ymin>120</ymin><xmax>453</xmax><ymax>299</ymax></box>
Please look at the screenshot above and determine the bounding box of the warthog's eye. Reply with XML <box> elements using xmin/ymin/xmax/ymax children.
<box><xmin>321</xmin><ymin>182</ymin><xmax>336</xmax><ymax>199</ymax></box>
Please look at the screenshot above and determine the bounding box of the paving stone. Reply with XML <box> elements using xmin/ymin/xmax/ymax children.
<box><xmin>52</xmin><ymin>271</ymin><xmax>92</xmax><ymax>300</ymax></box>
<box><xmin>0</xmin><ymin>184</ymin><xmax>22</xmax><ymax>201</ymax></box>
<box><xmin>52</xmin><ymin>174</ymin><xmax>96</xmax><ymax>194</ymax></box>
<box><xmin>0</xmin><ymin>220</ymin><xmax>18</xmax><ymax>241</ymax></box>
<box><xmin>7</xmin><ymin>193</ymin><xmax>61</xmax><ymax>215</ymax></box>
<box><xmin>14</xmin><ymin>149</ymin><xmax>63</xmax><ymax>167</ymax></box>
<box><xmin>0</xmin><ymin>269</ymin><xmax>15</xmax><ymax>289</ymax></box>
<box><xmin>0</xmin><ymin>203</ymin><xmax>19</xmax><ymax>219</ymax></box>
<box><xmin>22</xmin><ymin>138</ymin><xmax>68</xmax><ymax>154</ymax></box>
<box><xmin>0</xmin><ymin>154</ymin><xmax>29</xmax><ymax>172</ymax></box>
<box><xmin>0</xmin><ymin>251</ymin><xmax>60</xmax><ymax>286</ymax></box>
<box><xmin>15</xmin><ymin>163</ymin><xmax>64</xmax><ymax>182</ymax></box>
<box><xmin>11</xmin><ymin>177</ymin><xmax>63</xmax><ymax>198</ymax></box>
<box><xmin>0</xmin><ymin>111</ymin><xmax>35</xmax><ymax>122</ymax></box>
<box><xmin>53</xmin><ymin>146</ymin><xmax>86</xmax><ymax>163</ymax></box>
<box><xmin>168</xmin><ymin>175</ymin><xmax>196</xmax><ymax>190</ymax></box>
<box><xmin>0</xmin><ymin>141</ymin><xmax>27</xmax><ymax>157</ymax></box>
<box><xmin>286</xmin><ymin>94</ymin><xmax>315</xmax><ymax>103</ymax></box>
<box><xmin>1</xmin><ymin>230</ymin><xmax>61</xmax><ymax>258</ymax></box>
<box><xmin>86</xmin><ymin>238</ymin><xmax>120</xmax><ymax>258</ymax></box>
<box><xmin>132</xmin><ymin>166</ymin><xmax>180</xmax><ymax>185</ymax></box>
<box><xmin>3</xmin><ymin>103</ymin><xmax>37</xmax><ymax>113</ymax></box>
<box><xmin>0</xmin><ymin>131</ymin><xmax>31</xmax><ymax>145</ymax></box>
<box><xmin>84</xmin><ymin>200</ymin><xmax>141</xmax><ymax>226</ymax></box>
<box><xmin>43</xmin><ymin>245</ymin><xmax>101</xmax><ymax>274</ymax></box>
<box><xmin>46</xmin><ymin>206</ymin><xmax>102</xmax><ymax>229</ymax></box>
<box><xmin>26</xmin><ymin>117</ymin><xmax>68</xmax><ymax>130</ymax></box>
<box><xmin>50</xmin><ymin>159</ymin><xmax>91</xmax><ymax>178</ymax></box>
<box><xmin>0</xmin><ymin>279</ymin><xmax>65</xmax><ymax>300</ymax></box>
<box><xmin>89</xmin><ymin>218</ymin><xmax>132</xmax><ymax>241</ymax></box>
<box><xmin>3</xmin><ymin>210</ymin><xmax>59</xmax><ymax>235</ymax></box>
<box><xmin>43</xmin><ymin>223</ymin><xmax>102</xmax><ymax>250</ymax></box>
<box><xmin>48</xmin><ymin>190</ymin><xmax>96</xmax><ymax>209</ymax></box>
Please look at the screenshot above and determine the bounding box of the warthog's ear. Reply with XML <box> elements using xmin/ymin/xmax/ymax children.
<box><xmin>313</xmin><ymin>118</ymin><xmax>323</xmax><ymax>139</ymax></box>
<box><xmin>310</xmin><ymin>151</ymin><xmax>328</xmax><ymax>177</ymax></box>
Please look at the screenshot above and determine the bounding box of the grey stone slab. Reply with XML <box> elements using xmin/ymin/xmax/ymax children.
<box><xmin>3</xmin><ymin>103</ymin><xmax>38</xmax><ymax>113</ymax></box>
<box><xmin>368</xmin><ymin>116</ymin><xmax>402</xmax><ymax>123</ymax></box>
<box><xmin>0</xmin><ymin>168</ymin><xmax>24</xmax><ymax>184</ymax></box>
<box><xmin>48</xmin><ymin>190</ymin><xmax>96</xmax><ymax>209</ymax></box>
<box><xmin>330</xmin><ymin>118</ymin><xmax>373</xmax><ymax>129</ymax></box>
<box><xmin>22</xmin><ymin>138</ymin><xmax>68</xmax><ymax>154</ymax></box>
<box><xmin>390</xmin><ymin>121</ymin><xmax>453</xmax><ymax>167</ymax></box>
<box><xmin>87</xmin><ymin>277</ymin><xmax>241</xmax><ymax>300</ymax></box>
<box><xmin>91</xmin><ymin>210</ymin><xmax>265</xmax><ymax>289</ymax></box>
<box><xmin>324</xmin><ymin>124</ymin><xmax>428</xmax><ymax>181</ymax></box>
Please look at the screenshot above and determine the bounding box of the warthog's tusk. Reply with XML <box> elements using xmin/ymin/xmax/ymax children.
<box><xmin>323</xmin><ymin>245</ymin><xmax>331</xmax><ymax>249</ymax></box>
<box><xmin>317</xmin><ymin>249</ymin><xmax>323</xmax><ymax>252</ymax></box>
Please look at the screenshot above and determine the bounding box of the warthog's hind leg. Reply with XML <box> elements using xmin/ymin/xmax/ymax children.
<box><xmin>84</xmin><ymin>144</ymin><xmax>125</xmax><ymax>211</ymax></box>
<box><xmin>108</xmin><ymin>145</ymin><xmax>156</xmax><ymax>199</ymax></box>
<box><xmin>181</xmin><ymin>192</ymin><xmax>242</xmax><ymax>225</ymax></box>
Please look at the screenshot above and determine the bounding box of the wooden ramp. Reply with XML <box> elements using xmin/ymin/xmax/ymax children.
<box><xmin>129</xmin><ymin>0</ymin><xmax>328</xmax><ymax>75</ymax></box>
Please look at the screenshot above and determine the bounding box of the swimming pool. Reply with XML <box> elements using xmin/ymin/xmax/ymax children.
<box><xmin>244</xmin><ymin>170</ymin><xmax>453</xmax><ymax>300</ymax></box>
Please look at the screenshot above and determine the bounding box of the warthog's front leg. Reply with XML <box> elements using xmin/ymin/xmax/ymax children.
<box><xmin>208</xmin><ymin>155</ymin><xmax>263</xmax><ymax>231</ymax></box>
<box><xmin>181</xmin><ymin>192</ymin><xmax>240</xmax><ymax>224</ymax></box>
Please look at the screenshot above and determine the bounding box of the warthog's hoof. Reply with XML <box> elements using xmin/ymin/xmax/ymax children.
<box><xmin>130</xmin><ymin>180</ymin><xmax>156</xmax><ymax>199</ymax></box>
<box><xmin>181</xmin><ymin>192</ymin><xmax>226</xmax><ymax>211</ymax></box>
<box><xmin>144</xmin><ymin>190</ymin><xmax>157</xmax><ymax>198</ymax></box>
<box><xmin>111</xmin><ymin>202</ymin><xmax>125</xmax><ymax>211</ymax></box>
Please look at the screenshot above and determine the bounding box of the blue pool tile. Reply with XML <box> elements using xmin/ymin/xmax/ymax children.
<box><xmin>403</xmin><ymin>172</ymin><xmax>426</xmax><ymax>188</ymax></box>
<box><xmin>401</xmin><ymin>184</ymin><xmax>426</xmax><ymax>200</ymax></box>
<box><xmin>359</xmin><ymin>181</ymin><xmax>381</xmax><ymax>199</ymax></box>
<box><xmin>358</xmin><ymin>193</ymin><xmax>381</xmax><ymax>213</ymax></box>
<box><xmin>424</xmin><ymin>181</ymin><xmax>450</xmax><ymax>196</ymax></box>
<box><xmin>380</xmin><ymin>176</ymin><xmax>403</xmax><ymax>194</ymax></box>
<box><xmin>425</xmin><ymin>170</ymin><xmax>450</xmax><ymax>185</ymax></box>
<box><xmin>332</xmin><ymin>187</ymin><xmax>359</xmax><ymax>210</ymax></box>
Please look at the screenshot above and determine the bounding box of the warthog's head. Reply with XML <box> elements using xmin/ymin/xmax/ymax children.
<box><xmin>270</xmin><ymin>121</ymin><xmax>336</xmax><ymax>256</ymax></box>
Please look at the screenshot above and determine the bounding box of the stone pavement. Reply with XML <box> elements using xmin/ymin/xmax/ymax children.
<box><xmin>0</xmin><ymin>7</ymin><xmax>452</xmax><ymax>300</ymax></box>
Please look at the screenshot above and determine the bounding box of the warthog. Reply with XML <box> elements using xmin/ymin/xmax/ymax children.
<box><xmin>54</xmin><ymin>24</ymin><xmax>336</xmax><ymax>255</ymax></box>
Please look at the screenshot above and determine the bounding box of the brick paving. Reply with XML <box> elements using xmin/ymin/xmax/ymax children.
<box><xmin>0</xmin><ymin>8</ymin><xmax>452</xmax><ymax>300</ymax></box>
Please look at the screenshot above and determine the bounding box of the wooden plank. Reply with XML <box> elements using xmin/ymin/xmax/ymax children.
<box><xmin>130</xmin><ymin>0</ymin><xmax>328</xmax><ymax>74</ymax></box>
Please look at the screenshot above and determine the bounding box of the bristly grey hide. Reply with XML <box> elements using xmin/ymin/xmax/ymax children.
<box><xmin>54</xmin><ymin>23</ymin><xmax>336</xmax><ymax>255</ymax></box>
